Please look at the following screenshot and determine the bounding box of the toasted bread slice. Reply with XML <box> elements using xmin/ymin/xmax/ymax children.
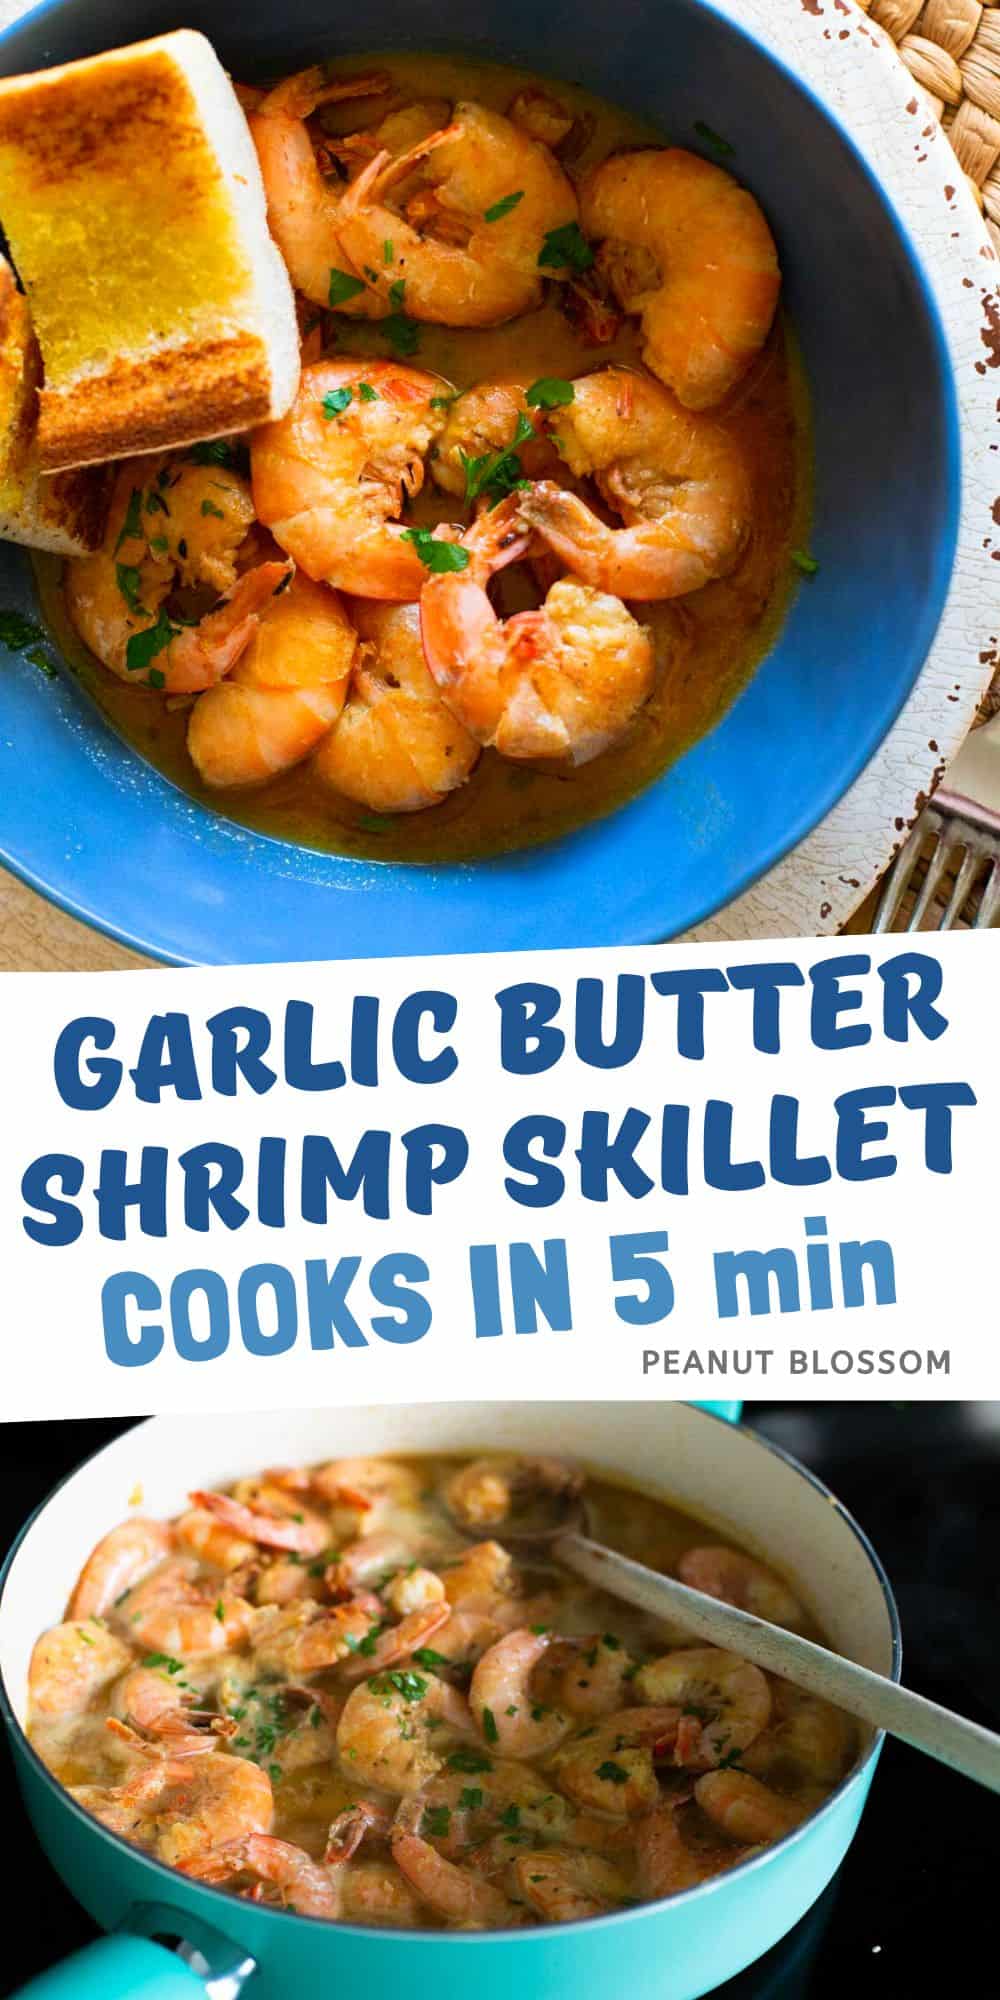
<box><xmin>0</xmin><ymin>254</ymin><xmax>110</xmax><ymax>554</ymax></box>
<box><xmin>0</xmin><ymin>29</ymin><xmax>300</xmax><ymax>471</ymax></box>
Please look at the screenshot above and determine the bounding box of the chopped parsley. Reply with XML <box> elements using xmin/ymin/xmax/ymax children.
<box><xmin>214</xmin><ymin>1600</ymin><xmax>225</xmax><ymax>1623</ymax></box>
<box><xmin>525</xmin><ymin>377</ymin><xmax>575</xmax><ymax>411</ymax></box>
<box><xmin>423</xmin><ymin>1804</ymin><xmax>452</xmax><ymax>1837</ymax></box>
<box><xmin>538</xmin><ymin>221</ymin><xmax>594</xmax><ymax>273</ymax></box>
<box><xmin>370</xmin><ymin>1669</ymin><xmax>427</xmax><ymax>1703</ymax></box>
<box><xmin>322</xmin><ymin>387</ymin><xmax>354</xmax><ymax>419</ymax></box>
<box><xmin>200</xmin><ymin>498</ymin><xmax>226</xmax><ymax>519</ymax></box>
<box><xmin>358</xmin><ymin>381</ymin><xmax>378</xmax><ymax>402</ymax></box>
<box><xmin>459</xmin><ymin>1786</ymin><xmax>484</xmax><ymax>1810</ymax></box>
<box><xmin>125</xmin><ymin>608</ymin><xmax>176</xmax><ymax>675</ymax></box>
<box><xmin>328</xmin><ymin>267</ymin><xmax>367</xmax><ymax>307</ymax></box>
<box><xmin>412</xmin><ymin>1648</ymin><xmax>448</xmax><ymax>1668</ymax></box>
<box><xmin>693</xmin><ymin>119</ymin><xmax>735</xmax><ymax>159</ymax></box>
<box><xmin>460</xmin><ymin>411</ymin><xmax>533</xmax><ymax>506</ymax></box>
<box><xmin>792</xmin><ymin>548</ymin><xmax>820</xmax><ymax>576</ymax></box>
<box><xmin>115</xmin><ymin>564</ymin><xmax>144</xmax><ymax>612</ymax></box>
<box><xmin>188</xmin><ymin>440</ymin><xmax>238</xmax><ymax>467</ymax></box>
<box><xmin>142</xmin><ymin>1652</ymin><xmax>184</xmax><ymax>1675</ymax></box>
<box><xmin>481</xmin><ymin>1705</ymin><xmax>499</xmax><ymax>1745</ymax></box>
<box><xmin>499</xmin><ymin>1804</ymin><xmax>520</xmax><ymax>1828</ymax></box>
<box><xmin>384</xmin><ymin>311</ymin><xmax>420</xmax><ymax>357</ymax></box>
<box><xmin>383</xmin><ymin>239</ymin><xmax>394</xmax><ymax>263</ymax></box>
<box><xmin>484</xmin><ymin>190</ymin><xmax>524</xmax><ymax>223</ymax></box>
<box><xmin>145</xmin><ymin>489</ymin><xmax>169</xmax><ymax>516</ymax></box>
<box><xmin>400</xmin><ymin>528</ymin><xmax>469</xmax><ymax>574</ymax></box>
<box><xmin>114</xmin><ymin>487</ymin><xmax>144</xmax><ymax>553</ymax></box>
<box><xmin>447</xmin><ymin>1747</ymin><xmax>493</xmax><ymax>1774</ymax></box>
<box><xmin>148</xmin><ymin>668</ymin><xmax>166</xmax><ymax>689</ymax></box>
<box><xmin>430</xmin><ymin>392</ymin><xmax>458</xmax><ymax>411</ymax></box>
<box><xmin>595</xmin><ymin>1760</ymin><xmax>629</xmax><ymax>1784</ymax></box>
<box><xmin>602</xmin><ymin>1633</ymin><xmax>622</xmax><ymax>1650</ymax></box>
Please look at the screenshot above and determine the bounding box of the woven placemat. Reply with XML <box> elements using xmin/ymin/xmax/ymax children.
<box><xmin>0</xmin><ymin>0</ymin><xmax>995</xmax><ymax>965</ymax></box>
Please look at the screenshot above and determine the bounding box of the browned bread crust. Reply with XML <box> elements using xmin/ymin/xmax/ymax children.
<box><xmin>0</xmin><ymin>256</ymin><xmax>110</xmax><ymax>551</ymax></box>
<box><xmin>37</xmin><ymin>335</ymin><xmax>273</xmax><ymax>470</ymax></box>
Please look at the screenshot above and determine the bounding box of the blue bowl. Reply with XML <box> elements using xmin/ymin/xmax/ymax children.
<box><xmin>0</xmin><ymin>0</ymin><xmax>959</xmax><ymax>963</ymax></box>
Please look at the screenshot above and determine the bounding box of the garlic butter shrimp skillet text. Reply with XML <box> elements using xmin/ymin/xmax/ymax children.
<box><xmin>29</xmin><ymin>1452</ymin><xmax>856</xmax><ymax>1932</ymax></box>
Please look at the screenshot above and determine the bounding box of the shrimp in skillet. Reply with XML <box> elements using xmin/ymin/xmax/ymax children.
<box><xmin>334</xmin><ymin>101</ymin><xmax>578</xmax><ymax>327</ymax></box>
<box><xmin>518</xmin><ymin>365</ymin><xmax>749</xmax><ymax>600</ymax></box>
<box><xmin>314</xmin><ymin>599</ymin><xmax>480</xmax><ymax>812</ymax></box>
<box><xmin>579</xmin><ymin>147</ymin><xmax>780</xmax><ymax>409</ymax></box>
<box><xmin>66</xmin><ymin>458</ymin><xmax>291</xmax><ymax>692</ymax></box>
<box><xmin>251</xmin><ymin>359</ymin><xmax>455</xmax><ymax>599</ymax></box>
<box><xmin>419</xmin><ymin>496</ymin><xmax>654</xmax><ymax>764</ymax></box>
<box><xmin>188</xmin><ymin>572</ymin><xmax>356</xmax><ymax>788</ymax></box>
<box><xmin>248</xmin><ymin>69</ymin><xmax>396</xmax><ymax>312</ymax></box>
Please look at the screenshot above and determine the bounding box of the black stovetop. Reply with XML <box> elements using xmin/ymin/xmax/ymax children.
<box><xmin>3</xmin><ymin>1402</ymin><xmax>997</xmax><ymax>1997</ymax></box>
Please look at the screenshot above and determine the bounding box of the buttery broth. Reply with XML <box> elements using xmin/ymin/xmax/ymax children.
<box><xmin>42</xmin><ymin>51</ymin><xmax>809</xmax><ymax>864</ymax></box>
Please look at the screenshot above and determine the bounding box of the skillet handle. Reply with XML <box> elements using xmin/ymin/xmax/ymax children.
<box><xmin>8</xmin><ymin>1935</ymin><xmax>208</xmax><ymax>1999</ymax></box>
<box><xmin>10</xmin><ymin>1902</ymin><xmax>256</xmax><ymax>2000</ymax></box>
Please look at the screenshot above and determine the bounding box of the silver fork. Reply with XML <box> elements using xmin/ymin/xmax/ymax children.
<box><xmin>873</xmin><ymin>788</ymin><xmax>1000</xmax><ymax>932</ymax></box>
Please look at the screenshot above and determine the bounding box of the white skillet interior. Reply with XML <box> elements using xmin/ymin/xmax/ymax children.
<box><xmin>0</xmin><ymin>1403</ymin><xmax>895</xmax><ymax>1731</ymax></box>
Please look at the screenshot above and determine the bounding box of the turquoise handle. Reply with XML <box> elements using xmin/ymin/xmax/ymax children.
<box><xmin>11</xmin><ymin>1934</ymin><xmax>207</xmax><ymax>2000</ymax></box>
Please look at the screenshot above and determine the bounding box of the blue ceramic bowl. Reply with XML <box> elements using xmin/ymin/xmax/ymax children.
<box><xmin>0</xmin><ymin>0</ymin><xmax>959</xmax><ymax>963</ymax></box>
<box><xmin>0</xmin><ymin>1402</ymin><xmax>900</xmax><ymax>2000</ymax></box>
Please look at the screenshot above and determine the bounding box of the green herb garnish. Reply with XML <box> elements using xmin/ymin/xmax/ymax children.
<box><xmin>538</xmin><ymin>221</ymin><xmax>594</xmax><ymax>273</ymax></box>
<box><xmin>115</xmin><ymin>564</ymin><xmax>144</xmax><ymax>612</ymax></box>
<box><xmin>484</xmin><ymin>190</ymin><xmax>524</xmax><ymax>222</ymax></box>
<box><xmin>459</xmin><ymin>1786</ymin><xmax>484</xmax><ymax>1810</ymax></box>
<box><xmin>693</xmin><ymin>119</ymin><xmax>735</xmax><ymax>158</ymax></box>
<box><xmin>792</xmin><ymin>548</ymin><xmax>820</xmax><ymax>576</ymax></box>
<box><xmin>322</xmin><ymin>387</ymin><xmax>354</xmax><ymax>419</ymax></box>
<box><xmin>595</xmin><ymin>1761</ymin><xmax>629</xmax><ymax>1784</ymax></box>
<box><xmin>525</xmin><ymin>377</ymin><xmax>575</xmax><ymax>411</ymax></box>
<box><xmin>125</xmin><ymin>608</ymin><xmax>176</xmax><ymax>675</ymax></box>
<box><xmin>358</xmin><ymin>381</ymin><xmax>378</xmax><ymax>402</ymax></box>
<box><xmin>460</xmin><ymin>411</ymin><xmax>533</xmax><ymax>505</ymax></box>
<box><xmin>188</xmin><ymin>440</ymin><xmax>237</xmax><ymax>467</ymax></box>
<box><xmin>328</xmin><ymin>267</ymin><xmax>367</xmax><ymax>307</ymax></box>
<box><xmin>115</xmin><ymin>487</ymin><xmax>144</xmax><ymax>553</ymax></box>
<box><xmin>400</xmin><ymin>528</ymin><xmax>469</xmax><ymax>573</ymax></box>
<box><xmin>423</xmin><ymin>1805</ymin><xmax>452</xmax><ymax>1837</ymax></box>
<box><xmin>200</xmin><ymin>499</ymin><xmax>226</xmax><ymax>519</ymax></box>
<box><xmin>412</xmin><ymin>1648</ymin><xmax>448</xmax><ymax>1668</ymax></box>
<box><xmin>481</xmin><ymin>1705</ymin><xmax>499</xmax><ymax>1745</ymax></box>
<box><xmin>447</xmin><ymin>1747</ymin><xmax>493</xmax><ymax>1774</ymax></box>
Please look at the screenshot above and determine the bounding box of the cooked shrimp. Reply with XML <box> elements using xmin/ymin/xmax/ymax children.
<box><xmin>677</xmin><ymin>1546</ymin><xmax>806</xmax><ymax>1631</ymax></box>
<box><xmin>550</xmin><ymin>1705</ymin><xmax>681</xmax><ymax>1816</ymax></box>
<box><xmin>336</xmin><ymin>1669</ymin><xmax>474</xmax><ymax>1793</ymax></box>
<box><xmin>431</xmin><ymin>378</ymin><xmax>562</xmax><ymax>500</ymax></box>
<box><xmin>325</xmin><ymin>1799</ymin><xmax>393</xmax><ymax>1864</ymax></box>
<box><xmin>28</xmin><ymin>1621</ymin><xmax>134</xmax><ymax>1719</ymax></box>
<box><xmin>442</xmin><ymin>1540</ymin><xmax>516</xmax><ymax>1610</ymax></box>
<box><xmin>248</xmin><ymin>1599</ymin><xmax>379</xmax><ymax>1676</ymax></box>
<box><xmin>741</xmin><ymin>1686</ymin><xmax>856</xmax><ymax>1788</ymax></box>
<box><xmin>109</xmin><ymin>1665</ymin><xmax>232</xmax><ymax>1759</ymax></box>
<box><xmin>65</xmin><ymin>459</ymin><xmax>290</xmax><ymax>692</ymax></box>
<box><xmin>636</xmin><ymin>1801</ymin><xmax>747</xmax><ymax>1900</ymax></box>
<box><xmin>443</xmin><ymin>1454</ymin><xmax>582</xmax><ymax>1530</ymax></box>
<box><xmin>469</xmin><ymin>1629</ymin><xmax>572</xmax><ymax>1757</ymax></box>
<box><xmin>251</xmin><ymin>359</ymin><xmax>453</xmax><ymax>599</ymax></box>
<box><xmin>173</xmin><ymin>1508</ymin><xmax>259</xmax><ymax>1574</ymax></box>
<box><xmin>189</xmin><ymin>1489</ymin><xmax>330</xmax><ymax>1559</ymax></box>
<box><xmin>67</xmin><ymin>1518</ymin><xmax>171</xmax><ymax>1619</ymax></box>
<box><xmin>634</xmin><ymin>1647</ymin><xmax>771</xmax><ymax>1770</ymax></box>
<box><xmin>186</xmin><ymin>1831</ymin><xmax>341</xmax><ymax>1917</ymax></box>
<box><xmin>694</xmin><ymin>1770</ymin><xmax>808</xmax><ymax>1846</ymax></box>
<box><xmin>340</xmin><ymin>1603</ymin><xmax>451</xmax><ymax>1683</ymax></box>
<box><xmin>74</xmin><ymin>1751</ymin><xmax>273</xmax><ymax>1868</ymax></box>
<box><xmin>341</xmin><ymin>1858</ymin><xmax>426</xmax><ymax>1926</ymax></box>
<box><xmin>187</xmin><ymin>572</ymin><xmax>356</xmax><ymax>788</ymax></box>
<box><xmin>579</xmin><ymin>148</ymin><xmax>780</xmax><ymax>409</ymax></box>
<box><xmin>509</xmin><ymin>1849</ymin><xmax>632</xmax><ymax>1923</ymax></box>
<box><xmin>391</xmin><ymin>1798</ymin><xmax>523</xmax><ymax>1926</ymax></box>
<box><xmin>326</xmin><ymin>1530</ymin><xmax>412</xmax><ymax>1598</ymax></box>
<box><xmin>383</xmin><ymin>1565</ymin><xmax>446</xmax><ymax>1619</ymax></box>
<box><xmin>334</xmin><ymin>102</ymin><xmax>578</xmax><ymax>327</ymax></box>
<box><xmin>420</xmin><ymin>498</ymin><xmax>653</xmax><ymax>764</ymax></box>
<box><xmin>313</xmin><ymin>599</ymin><xmax>480</xmax><ymax>811</ymax></box>
<box><xmin>248</xmin><ymin>69</ymin><xmax>395</xmax><ymax>311</ymax></box>
<box><xmin>518</xmin><ymin>365</ymin><xmax>749</xmax><ymax>600</ymax></box>
<box><xmin>559</xmin><ymin>1633</ymin><xmax>637</xmax><ymax>1719</ymax></box>
<box><xmin>121</xmin><ymin>1557</ymin><xmax>254</xmax><ymax>1658</ymax></box>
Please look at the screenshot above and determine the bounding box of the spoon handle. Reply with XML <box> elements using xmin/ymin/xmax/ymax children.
<box><xmin>558</xmin><ymin>1531</ymin><xmax>1000</xmax><ymax>1796</ymax></box>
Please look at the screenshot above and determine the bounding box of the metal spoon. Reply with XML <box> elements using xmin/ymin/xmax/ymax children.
<box><xmin>449</xmin><ymin>1471</ymin><xmax>1000</xmax><ymax>1797</ymax></box>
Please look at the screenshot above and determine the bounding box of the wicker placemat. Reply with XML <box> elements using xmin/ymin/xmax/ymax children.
<box><xmin>0</xmin><ymin>0</ymin><xmax>995</xmax><ymax>966</ymax></box>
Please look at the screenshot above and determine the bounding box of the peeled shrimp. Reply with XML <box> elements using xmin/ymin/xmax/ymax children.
<box><xmin>65</xmin><ymin>459</ymin><xmax>290</xmax><ymax>692</ymax></box>
<box><xmin>334</xmin><ymin>101</ymin><xmax>578</xmax><ymax>328</ymax></box>
<box><xmin>339</xmin><ymin>1603</ymin><xmax>451</xmax><ymax>1683</ymax></box>
<box><xmin>73</xmin><ymin>1751</ymin><xmax>273</xmax><ymax>1870</ymax></box>
<box><xmin>559</xmin><ymin>1633</ymin><xmax>637</xmax><ymax>1719</ymax></box>
<box><xmin>186</xmin><ymin>1831</ymin><xmax>341</xmax><ymax>1917</ymax></box>
<box><xmin>28</xmin><ymin>1621</ymin><xmax>134</xmax><ymax>1719</ymax></box>
<box><xmin>67</xmin><ymin>1518</ymin><xmax>170</xmax><ymax>1619</ymax></box>
<box><xmin>579</xmin><ymin>147</ymin><xmax>780</xmax><ymax>409</ymax></box>
<box><xmin>677</xmin><ymin>1546</ymin><xmax>806</xmax><ymax>1632</ymax></box>
<box><xmin>121</xmin><ymin>1556</ymin><xmax>254</xmax><ymax>1658</ymax></box>
<box><xmin>420</xmin><ymin>497</ymin><xmax>653</xmax><ymax>764</ymax></box>
<box><xmin>188</xmin><ymin>1489</ymin><xmax>330</xmax><ymax>1559</ymax></box>
<box><xmin>173</xmin><ymin>1508</ymin><xmax>258</xmax><ymax>1574</ymax></box>
<box><xmin>248</xmin><ymin>69</ymin><xmax>395</xmax><ymax>312</ymax></box>
<box><xmin>341</xmin><ymin>1858</ymin><xmax>425</xmax><ymax>1926</ymax></box>
<box><xmin>443</xmin><ymin>1453</ymin><xmax>582</xmax><ymax>1530</ymax></box>
<box><xmin>509</xmin><ymin>1849</ymin><xmax>632</xmax><ymax>1923</ymax></box>
<box><xmin>469</xmin><ymin>1629</ymin><xmax>572</xmax><ymax>1758</ymax></box>
<box><xmin>431</xmin><ymin>378</ymin><xmax>562</xmax><ymax>500</ymax></box>
<box><xmin>187</xmin><ymin>572</ymin><xmax>356</xmax><ymax>788</ymax></box>
<box><xmin>634</xmin><ymin>1647</ymin><xmax>771</xmax><ymax>1770</ymax></box>
<box><xmin>391</xmin><ymin>1799</ymin><xmax>522</xmax><ymax>1927</ymax></box>
<box><xmin>636</xmin><ymin>1801</ymin><xmax>747</xmax><ymax>1900</ymax></box>
<box><xmin>519</xmin><ymin>365</ymin><xmax>749</xmax><ymax>600</ymax></box>
<box><xmin>313</xmin><ymin>599</ymin><xmax>480</xmax><ymax>812</ymax></box>
<box><xmin>694</xmin><ymin>1769</ymin><xmax>807</xmax><ymax>1846</ymax></box>
<box><xmin>109</xmin><ymin>1665</ymin><xmax>231</xmax><ymax>1759</ymax></box>
<box><xmin>251</xmin><ymin>359</ymin><xmax>453</xmax><ymax>599</ymax></box>
<box><xmin>336</xmin><ymin>1669</ymin><xmax>474</xmax><ymax>1794</ymax></box>
<box><xmin>741</xmin><ymin>1686</ymin><xmax>856</xmax><ymax>1788</ymax></box>
<box><xmin>550</xmin><ymin>1706</ymin><xmax>681</xmax><ymax>1816</ymax></box>
<box><xmin>248</xmin><ymin>1599</ymin><xmax>379</xmax><ymax>1677</ymax></box>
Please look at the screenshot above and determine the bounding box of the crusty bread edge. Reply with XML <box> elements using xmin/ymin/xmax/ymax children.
<box><xmin>0</xmin><ymin>253</ymin><xmax>110</xmax><ymax>552</ymax></box>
